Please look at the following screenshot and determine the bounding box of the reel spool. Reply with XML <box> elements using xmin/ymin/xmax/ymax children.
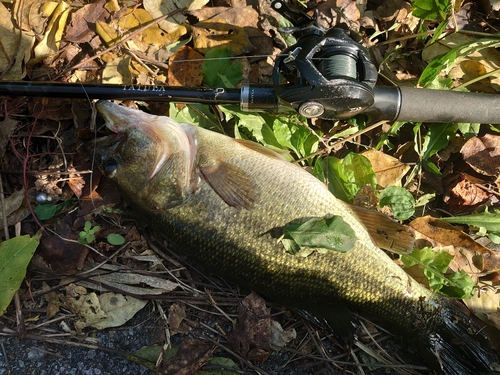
<box><xmin>270</xmin><ymin>4</ymin><xmax>378</xmax><ymax>119</ymax></box>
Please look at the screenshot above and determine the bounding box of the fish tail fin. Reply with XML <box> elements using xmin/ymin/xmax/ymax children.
<box><xmin>420</xmin><ymin>300</ymin><xmax>500</xmax><ymax>375</ymax></box>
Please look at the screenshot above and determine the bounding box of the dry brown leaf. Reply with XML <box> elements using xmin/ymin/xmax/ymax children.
<box><xmin>167</xmin><ymin>46</ymin><xmax>204</xmax><ymax>87</ymax></box>
<box><xmin>0</xmin><ymin>3</ymin><xmax>35</xmax><ymax>80</ymax></box>
<box><xmin>317</xmin><ymin>0</ymin><xmax>361</xmax><ymax>28</ymax></box>
<box><xmin>0</xmin><ymin>118</ymin><xmax>19</xmax><ymax>157</ymax></box>
<box><xmin>159</xmin><ymin>337</ymin><xmax>215</xmax><ymax>375</ymax></box>
<box><xmin>228</xmin><ymin>291</ymin><xmax>272</xmax><ymax>365</ymax></box>
<box><xmin>68</xmin><ymin>167</ymin><xmax>86</xmax><ymax>198</ymax></box>
<box><xmin>192</xmin><ymin>18</ymin><xmax>254</xmax><ymax>55</ymax></box>
<box><xmin>168</xmin><ymin>303</ymin><xmax>186</xmax><ymax>332</ymax></box>
<box><xmin>270</xmin><ymin>320</ymin><xmax>296</xmax><ymax>351</ymax></box>
<box><xmin>409</xmin><ymin>216</ymin><xmax>500</xmax><ymax>277</ymax></box>
<box><xmin>65</xmin><ymin>0</ymin><xmax>108</xmax><ymax>43</ymax></box>
<box><xmin>461</xmin><ymin>134</ymin><xmax>500</xmax><ymax>177</ymax></box>
<box><xmin>362</xmin><ymin>149</ymin><xmax>410</xmax><ymax>187</ymax></box>
<box><xmin>445</xmin><ymin>175</ymin><xmax>491</xmax><ymax>213</ymax></box>
<box><xmin>464</xmin><ymin>282</ymin><xmax>500</xmax><ymax>332</ymax></box>
<box><xmin>92</xmin><ymin>293</ymin><xmax>148</xmax><ymax>330</ymax></box>
<box><xmin>65</xmin><ymin>283</ymin><xmax>107</xmax><ymax>331</ymax></box>
<box><xmin>143</xmin><ymin>0</ymin><xmax>209</xmax><ymax>34</ymax></box>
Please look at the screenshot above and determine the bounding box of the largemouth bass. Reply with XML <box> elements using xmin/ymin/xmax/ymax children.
<box><xmin>94</xmin><ymin>100</ymin><xmax>498</xmax><ymax>374</ymax></box>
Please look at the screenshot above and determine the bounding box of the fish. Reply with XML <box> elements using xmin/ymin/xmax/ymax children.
<box><xmin>94</xmin><ymin>100</ymin><xmax>498</xmax><ymax>375</ymax></box>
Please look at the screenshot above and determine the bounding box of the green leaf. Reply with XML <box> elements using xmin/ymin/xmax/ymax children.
<box><xmin>401</xmin><ymin>248</ymin><xmax>476</xmax><ymax>299</ymax></box>
<box><xmin>411</xmin><ymin>0</ymin><xmax>450</xmax><ymax>20</ymax></box>
<box><xmin>283</xmin><ymin>216</ymin><xmax>357</xmax><ymax>254</ymax></box>
<box><xmin>440</xmin><ymin>208</ymin><xmax>500</xmax><ymax>240</ymax></box>
<box><xmin>319</xmin><ymin>153</ymin><xmax>376</xmax><ymax>202</ymax></box>
<box><xmin>271</xmin><ymin>115</ymin><xmax>320</xmax><ymax>159</ymax></box>
<box><xmin>196</xmin><ymin>357</ymin><xmax>240</xmax><ymax>375</ymax></box>
<box><xmin>379</xmin><ymin>186</ymin><xmax>415</xmax><ymax>220</ymax></box>
<box><xmin>107</xmin><ymin>233</ymin><xmax>126</xmax><ymax>246</ymax></box>
<box><xmin>323</xmin><ymin>157</ymin><xmax>352</xmax><ymax>202</ymax></box>
<box><xmin>420</xmin><ymin>123</ymin><xmax>458</xmax><ymax>161</ymax></box>
<box><xmin>169</xmin><ymin>103</ymin><xmax>221</xmax><ymax>132</ymax></box>
<box><xmin>202</xmin><ymin>48</ymin><xmax>242</xmax><ymax>88</ymax></box>
<box><xmin>34</xmin><ymin>202</ymin><xmax>64</xmax><ymax>220</ymax></box>
<box><xmin>0</xmin><ymin>234</ymin><xmax>40</xmax><ymax>315</ymax></box>
<box><xmin>221</xmin><ymin>107</ymin><xmax>284</xmax><ymax>149</ymax></box>
<box><xmin>419</xmin><ymin>37</ymin><xmax>500</xmax><ymax>87</ymax></box>
<box><xmin>457</xmin><ymin>122</ymin><xmax>480</xmax><ymax>139</ymax></box>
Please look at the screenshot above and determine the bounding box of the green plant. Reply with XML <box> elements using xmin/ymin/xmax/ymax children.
<box><xmin>78</xmin><ymin>221</ymin><xmax>100</xmax><ymax>245</ymax></box>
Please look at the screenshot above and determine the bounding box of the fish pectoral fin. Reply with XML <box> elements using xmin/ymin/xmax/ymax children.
<box><xmin>235</xmin><ymin>139</ymin><xmax>289</xmax><ymax>160</ymax></box>
<box><xmin>199</xmin><ymin>159</ymin><xmax>258</xmax><ymax>209</ymax></box>
<box><xmin>348</xmin><ymin>204</ymin><xmax>415</xmax><ymax>254</ymax></box>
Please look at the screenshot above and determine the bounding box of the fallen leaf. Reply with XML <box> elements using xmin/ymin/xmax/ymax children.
<box><xmin>464</xmin><ymin>282</ymin><xmax>500</xmax><ymax>331</ymax></box>
<box><xmin>228</xmin><ymin>292</ymin><xmax>272</xmax><ymax>365</ymax></box>
<box><xmin>143</xmin><ymin>0</ymin><xmax>209</xmax><ymax>34</ymax></box>
<box><xmin>0</xmin><ymin>234</ymin><xmax>40</xmax><ymax>315</ymax></box>
<box><xmin>270</xmin><ymin>320</ymin><xmax>296</xmax><ymax>351</ymax></box>
<box><xmin>167</xmin><ymin>46</ymin><xmax>204</xmax><ymax>87</ymax></box>
<box><xmin>68</xmin><ymin>168</ymin><xmax>86</xmax><ymax>198</ymax></box>
<box><xmin>409</xmin><ymin>216</ymin><xmax>500</xmax><ymax>277</ymax></box>
<box><xmin>192</xmin><ymin>18</ymin><xmax>254</xmax><ymax>55</ymax></box>
<box><xmin>102</xmin><ymin>55</ymin><xmax>133</xmax><ymax>85</ymax></box>
<box><xmin>168</xmin><ymin>302</ymin><xmax>186</xmax><ymax>332</ymax></box>
<box><xmin>33</xmin><ymin>1</ymin><xmax>71</xmax><ymax>60</ymax></box>
<box><xmin>461</xmin><ymin>134</ymin><xmax>500</xmax><ymax>177</ymax></box>
<box><xmin>422</xmin><ymin>33</ymin><xmax>500</xmax><ymax>92</ymax></box>
<box><xmin>159</xmin><ymin>337</ymin><xmax>215</xmax><ymax>375</ymax></box>
<box><xmin>92</xmin><ymin>293</ymin><xmax>148</xmax><ymax>329</ymax></box>
<box><xmin>362</xmin><ymin>149</ymin><xmax>410</xmax><ymax>187</ymax></box>
<box><xmin>317</xmin><ymin>0</ymin><xmax>361</xmax><ymax>28</ymax></box>
<box><xmin>445</xmin><ymin>175</ymin><xmax>491</xmax><ymax>213</ymax></box>
<box><xmin>13</xmin><ymin>0</ymin><xmax>48</xmax><ymax>35</ymax></box>
<box><xmin>65</xmin><ymin>283</ymin><xmax>107</xmax><ymax>331</ymax></box>
<box><xmin>65</xmin><ymin>0</ymin><xmax>108</xmax><ymax>43</ymax></box>
<box><xmin>63</xmin><ymin>263</ymin><xmax>178</xmax><ymax>295</ymax></box>
<box><xmin>0</xmin><ymin>189</ymin><xmax>25</xmax><ymax>223</ymax></box>
<box><xmin>0</xmin><ymin>3</ymin><xmax>35</xmax><ymax>80</ymax></box>
<box><xmin>42</xmin><ymin>281</ymin><xmax>61</xmax><ymax>319</ymax></box>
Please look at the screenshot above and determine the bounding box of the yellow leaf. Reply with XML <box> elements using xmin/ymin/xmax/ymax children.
<box><xmin>192</xmin><ymin>18</ymin><xmax>254</xmax><ymax>55</ymax></box>
<box><xmin>362</xmin><ymin>149</ymin><xmax>410</xmax><ymax>188</ymax></box>
<box><xmin>102</xmin><ymin>55</ymin><xmax>132</xmax><ymax>85</ymax></box>
<box><xmin>33</xmin><ymin>1</ymin><xmax>70</xmax><ymax>60</ymax></box>
<box><xmin>0</xmin><ymin>3</ymin><xmax>35</xmax><ymax>80</ymax></box>
<box><xmin>143</xmin><ymin>0</ymin><xmax>209</xmax><ymax>33</ymax></box>
<box><xmin>96</xmin><ymin>20</ymin><xmax>119</xmax><ymax>46</ymax></box>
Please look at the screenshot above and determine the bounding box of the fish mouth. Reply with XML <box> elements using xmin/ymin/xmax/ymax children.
<box><xmin>95</xmin><ymin>100</ymin><xmax>196</xmax><ymax>182</ymax></box>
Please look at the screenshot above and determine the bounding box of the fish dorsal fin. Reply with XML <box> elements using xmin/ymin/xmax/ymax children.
<box><xmin>235</xmin><ymin>139</ymin><xmax>288</xmax><ymax>160</ymax></box>
<box><xmin>348</xmin><ymin>204</ymin><xmax>415</xmax><ymax>254</ymax></box>
<box><xmin>199</xmin><ymin>156</ymin><xmax>258</xmax><ymax>210</ymax></box>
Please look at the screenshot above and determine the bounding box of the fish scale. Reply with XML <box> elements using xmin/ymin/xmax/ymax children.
<box><xmin>94</xmin><ymin>100</ymin><xmax>498</xmax><ymax>374</ymax></box>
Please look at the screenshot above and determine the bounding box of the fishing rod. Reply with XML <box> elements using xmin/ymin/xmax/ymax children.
<box><xmin>0</xmin><ymin>0</ymin><xmax>498</xmax><ymax>124</ymax></box>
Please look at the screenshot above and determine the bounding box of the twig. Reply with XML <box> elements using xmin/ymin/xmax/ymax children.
<box><xmin>14</xmin><ymin>292</ymin><xmax>26</xmax><ymax>339</ymax></box>
<box><xmin>0</xmin><ymin>340</ymin><xmax>10</xmax><ymax>374</ymax></box>
<box><xmin>0</xmin><ymin>174</ymin><xmax>9</xmax><ymax>240</ymax></box>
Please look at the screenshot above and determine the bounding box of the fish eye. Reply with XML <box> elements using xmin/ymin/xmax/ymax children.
<box><xmin>103</xmin><ymin>159</ymin><xmax>118</xmax><ymax>178</ymax></box>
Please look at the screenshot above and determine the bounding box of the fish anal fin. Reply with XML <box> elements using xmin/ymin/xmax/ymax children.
<box><xmin>199</xmin><ymin>159</ymin><xmax>258</xmax><ymax>210</ymax></box>
<box><xmin>349</xmin><ymin>204</ymin><xmax>415</xmax><ymax>254</ymax></box>
<box><xmin>235</xmin><ymin>139</ymin><xmax>288</xmax><ymax>160</ymax></box>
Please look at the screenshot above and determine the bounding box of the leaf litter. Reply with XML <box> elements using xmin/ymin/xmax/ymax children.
<box><xmin>1</xmin><ymin>0</ymin><xmax>500</xmax><ymax>374</ymax></box>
